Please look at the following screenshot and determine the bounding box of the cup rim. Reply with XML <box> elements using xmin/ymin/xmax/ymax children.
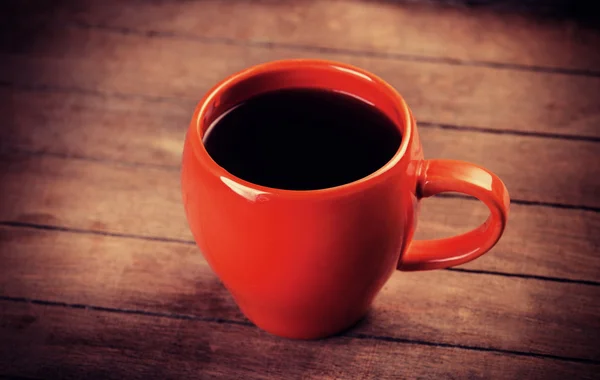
<box><xmin>188</xmin><ymin>59</ymin><xmax>414</xmax><ymax>199</ymax></box>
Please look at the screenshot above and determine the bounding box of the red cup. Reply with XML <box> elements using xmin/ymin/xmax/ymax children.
<box><xmin>181</xmin><ymin>59</ymin><xmax>510</xmax><ymax>339</ymax></box>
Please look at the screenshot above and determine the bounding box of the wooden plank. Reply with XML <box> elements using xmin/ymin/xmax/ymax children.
<box><xmin>12</xmin><ymin>0</ymin><xmax>600</xmax><ymax>73</ymax></box>
<box><xmin>2</xmin><ymin>88</ymin><xmax>600</xmax><ymax>209</ymax></box>
<box><xmin>1</xmin><ymin>25</ymin><xmax>600</xmax><ymax>139</ymax></box>
<box><xmin>1</xmin><ymin>227</ymin><xmax>599</xmax><ymax>362</ymax></box>
<box><xmin>0</xmin><ymin>87</ymin><xmax>193</xmax><ymax>166</ymax></box>
<box><xmin>1</xmin><ymin>303</ymin><xmax>595</xmax><ymax>380</ymax></box>
<box><xmin>1</xmin><ymin>153</ymin><xmax>599</xmax><ymax>283</ymax></box>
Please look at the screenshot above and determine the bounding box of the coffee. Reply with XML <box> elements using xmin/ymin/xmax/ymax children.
<box><xmin>204</xmin><ymin>88</ymin><xmax>401</xmax><ymax>190</ymax></box>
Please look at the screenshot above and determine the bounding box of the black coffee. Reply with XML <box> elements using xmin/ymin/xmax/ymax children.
<box><xmin>204</xmin><ymin>88</ymin><xmax>401</xmax><ymax>190</ymax></box>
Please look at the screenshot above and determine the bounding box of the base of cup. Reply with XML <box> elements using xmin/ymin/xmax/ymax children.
<box><xmin>236</xmin><ymin>300</ymin><xmax>370</xmax><ymax>340</ymax></box>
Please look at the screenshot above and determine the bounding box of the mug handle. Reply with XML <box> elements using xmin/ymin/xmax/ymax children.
<box><xmin>398</xmin><ymin>159</ymin><xmax>510</xmax><ymax>271</ymax></box>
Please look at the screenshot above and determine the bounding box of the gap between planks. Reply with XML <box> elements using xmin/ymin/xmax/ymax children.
<box><xmin>2</xmin><ymin>300</ymin><xmax>597</xmax><ymax>379</ymax></box>
<box><xmin>6</xmin><ymin>0</ymin><xmax>600</xmax><ymax>76</ymax></box>
<box><xmin>0</xmin><ymin>295</ymin><xmax>598</xmax><ymax>365</ymax></box>
<box><xmin>1</xmin><ymin>220</ymin><xmax>599</xmax><ymax>287</ymax></box>
<box><xmin>69</xmin><ymin>20</ymin><xmax>600</xmax><ymax>79</ymax></box>
<box><xmin>2</xmin><ymin>23</ymin><xmax>599</xmax><ymax>139</ymax></box>
<box><xmin>2</xmin><ymin>80</ymin><xmax>599</xmax><ymax>144</ymax></box>
<box><xmin>0</xmin><ymin>145</ymin><xmax>598</xmax><ymax>214</ymax></box>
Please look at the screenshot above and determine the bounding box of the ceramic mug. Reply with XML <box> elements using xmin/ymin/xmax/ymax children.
<box><xmin>181</xmin><ymin>59</ymin><xmax>510</xmax><ymax>339</ymax></box>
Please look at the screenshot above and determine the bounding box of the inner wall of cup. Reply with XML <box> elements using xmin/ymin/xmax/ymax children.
<box><xmin>199</xmin><ymin>64</ymin><xmax>407</xmax><ymax>141</ymax></box>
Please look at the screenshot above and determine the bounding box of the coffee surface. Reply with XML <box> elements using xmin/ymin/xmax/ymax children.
<box><xmin>204</xmin><ymin>88</ymin><xmax>402</xmax><ymax>190</ymax></box>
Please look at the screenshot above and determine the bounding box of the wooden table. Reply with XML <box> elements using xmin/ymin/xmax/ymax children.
<box><xmin>1</xmin><ymin>1</ymin><xmax>599</xmax><ymax>378</ymax></box>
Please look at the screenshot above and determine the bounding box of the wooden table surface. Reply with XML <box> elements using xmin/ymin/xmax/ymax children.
<box><xmin>1</xmin><ymin>1</ymin><xmax>599</xmax><ymax>379</ymax></box>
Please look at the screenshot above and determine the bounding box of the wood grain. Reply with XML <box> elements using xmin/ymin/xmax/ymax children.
<box><xmin>1</xmin><ymin>153</ymin><xmax>599</xmax><ymax>283</ymax></box>
<box><xmin>2</xmin><ymin>88</ymin><xmax>600</xmax><ymax>209</ymax></box>
<box><xmin>1</xmin><ymin>302</ymin><xmax>596</xmax><ymax>380</ymax></box>
<box><xmin>0</xmin><ymin>87</ymin><xmax>193</xmax><ymax>166</ymax></box>
<box><xmin>2</xmin><ymin>25</ymin><xmax>600</xmax><ymax>139</ymax></box>
<box><xmin>12</xmin><ymin>0</ymin><xmax>600</xmax><ymax>73</ymax></box>
<box><xmin>1</xmin><ymin>226</ymin><xmax>599</xmax><ymax>361</ymax></box>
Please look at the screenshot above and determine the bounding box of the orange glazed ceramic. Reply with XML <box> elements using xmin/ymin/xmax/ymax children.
<box><xmin>181</xmin><ymin>59</ymin><xmax>510</xmax><ymax>339</ymax></box>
